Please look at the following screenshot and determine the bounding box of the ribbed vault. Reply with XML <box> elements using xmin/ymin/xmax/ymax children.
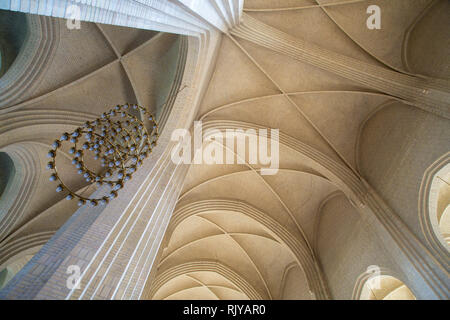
<box><xmin>149</xmin><ymin>0</ymin><xmax>450</xmax><ymax>300</ymax></box>
<box><xmin>0</xmin><ymin>12</ymin><xmax>185</xmax><ymax>288</ymax></box>
<box><xmin>0</xmin><ymin>0</ymin><xmax>448</xmax><ymax>300</ymax></box>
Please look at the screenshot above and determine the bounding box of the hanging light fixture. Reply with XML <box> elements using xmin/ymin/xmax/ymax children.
<box><xmin>46</xmin><ymin>104</ymin><xmax>159</xmax><ymax>207</ymax></box>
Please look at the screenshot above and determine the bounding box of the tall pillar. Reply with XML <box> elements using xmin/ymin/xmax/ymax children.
<box><xmin>0</xmin><ymin>144</ymin><xmax>187</xmax><ymax>299</ymax></box>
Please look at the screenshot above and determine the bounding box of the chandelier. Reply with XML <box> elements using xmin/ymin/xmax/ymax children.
<box><xmin>46</xmin><ymin>104</ymin><xmax>159</xmax><ymax>207</ymax></box>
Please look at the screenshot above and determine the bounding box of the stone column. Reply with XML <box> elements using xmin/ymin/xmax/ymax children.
<box><xmin>0</xmin><ymin>144</ymin><xmax>187</xmax><ymax>299</ymax></box>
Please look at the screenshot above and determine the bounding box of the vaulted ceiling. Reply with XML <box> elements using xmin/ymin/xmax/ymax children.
<box><xmin>0</xmin><ymin>0</ymin><xmax>448</xmax><ymax>298</ymax></box>
<box><xmin>147</xmin><ymin>0</ymin><xmax>449</xmax><ymax>300</ymax></box>
<box><xmin>0</xmin><ymin>14</ymin><xmax>182</xmax><ymax>285</ymax></box>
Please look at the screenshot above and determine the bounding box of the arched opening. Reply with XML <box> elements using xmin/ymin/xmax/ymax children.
<box><xmin>359</xmin><ymin>275</ymin><xmax>416</xmax><ymax>300</ymax></box>
<box><xmin>0</xmin><ymin>10</ymin><xmax>28</xmax><ymax>78</ymax></box>
<box><xmin>0</xmin><ymin>151</ymin><xmax>15</xmax><ymax>199</ymax></box>
<box><xmin>0</xmin><ymin>245</ymin><xmax>42</xmax><ymax>290</ymax></box>
<box><xmin>428</xmin><ymin>163</ymin><xmax>450</xmax><ymax>249</ymax></box>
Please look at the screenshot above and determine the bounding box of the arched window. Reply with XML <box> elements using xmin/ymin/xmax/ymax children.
<box><xmin>428</xmin><ymin>163</ymin><xmax>450</xmax><ymax>249</ymax></box>
<box><xmin>420</xmin><ymin>154</ymin><xmax>450</xmax><ymax>267</ymax></box>
<box><xmin>0</xmin><ymin>245</ymin><xmax>43</xmax><ymax>290</ymax></box>
<box><xmin>359</xmin><ymin>275</ymin><xmax>416</xmax><ymax>300</ymax></box>
<box><xmin>0</xmin><ymin>10</ymin><xmax>28</xmax><ymax>78</ymax></box>
<box><xmin>0</xmin><ymin>253</ymin><xmax>35</xmax><ymax>289</ymax></box>
<box><xmin>353</xmin><ymin>267</ymin><xmax>416</xmax><ymax>300</ymax></box>
<box><xmin>0</xmin><ymin>151</ymin><xmax>15</xmax><ymax>199</ymax></box>
<box><xmin>0</xmin><ymin>11</ymin><xmax>58</xmax><ymax>109</ymax></box>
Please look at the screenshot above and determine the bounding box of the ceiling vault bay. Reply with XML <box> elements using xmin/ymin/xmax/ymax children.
<box><xmin>148</xmin><ymin>0</ymin><xmax>450</xmax><ymax>300</ymax></box>
<box><xmin>0</xmin><ymin>0</ymin><xmax>448</xmax><ymax>300</ymax></box>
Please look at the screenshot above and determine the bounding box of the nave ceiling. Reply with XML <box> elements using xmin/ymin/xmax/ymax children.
<box><xmin>0</xmin><ymin>0</ymin><xmax>449</xmax><ymax>299</ymax></box>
